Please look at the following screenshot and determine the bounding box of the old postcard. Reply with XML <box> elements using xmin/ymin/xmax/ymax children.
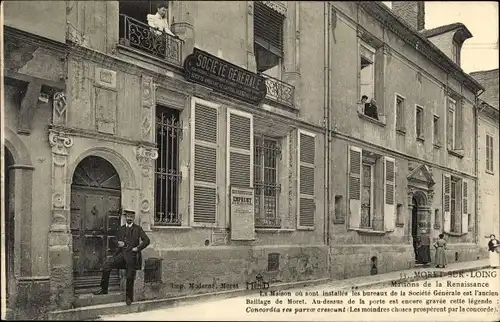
<box><xmin>0</xmin><ymin>1</ymin><xmax>499</xmax><ymax>321</ymax></box>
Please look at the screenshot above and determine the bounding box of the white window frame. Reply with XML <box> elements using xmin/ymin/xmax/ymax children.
<box><xmin>361</xmin><ymin>162</ymin><xmax>375</xmax><ymax>228</ymax></box>
<box><xmin>486</xmin><ymin>134</ymin><xmax>494</xmax><ymax>173</ymax></box>
<box><xmin>253</xmin><ymin>135</ymin><xmax>281</xmax><ymax>227</ymax></box>
<box><xmin>415</xmin><ymin>104</ymin><xmax>424</xmax><ymax>139</ymax></box>
<box><xmin>433</xmin><ymin>114</ymin><xmax>440</xmax><ymax>145</ymax></box>
<box><xmin>448</xmin><ymin>97</ymin><xmax>457</xmax><ymax>149</ymax></box>
<box><xmin>395</xmin><ymin>93</ymin><xmax>406</xmax><ymax>133</ymax></box>
<box><xmin>359</xmin><ymin>40</ymin><xmax>376</xmax><ymax>101</ymax></box>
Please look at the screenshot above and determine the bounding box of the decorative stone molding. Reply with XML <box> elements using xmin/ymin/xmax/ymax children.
<box><xmin>140</xmin><ymin>199</ymin><xmax>151</xmax><ymax>213</ymax></box>
<box><xmin>135</xmin><ymin>145</ymin><xmax>159</xmax><ymax>164</ymax></box>
<box><xmin>261</xmin><ymin>1</ymin><xmax>287</xmax><ymax>16</ymax></box>
<box><xmin>141</xmin><ymin>76</ymin><xmax>155</xmax><ymax>141</ymax></box>
<box><xmin>52</xmin><ymin>92</ymin><xmax>67</xmax><ymax>125</ymax></box>
<box><xmin>49</xmin><ymin>129</ymin><xmax>74</xmax><ymax>156</ymax></box>
<box><xmin>427</xmin><ymin>190</ymin><xmax>435</xmax><ymax>205</ymax></box>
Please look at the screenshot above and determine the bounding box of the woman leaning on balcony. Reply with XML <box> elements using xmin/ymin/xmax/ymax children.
<box><xmin>147</xmin><ymin>3</ymin><xmax>176</xmax><ymax>37</ymax></box>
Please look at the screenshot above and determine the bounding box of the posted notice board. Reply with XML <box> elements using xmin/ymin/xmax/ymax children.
<box><xmin>230</xmin><ymin>186</ymin><xmax>255</xmax><ymax>240</ymax></box>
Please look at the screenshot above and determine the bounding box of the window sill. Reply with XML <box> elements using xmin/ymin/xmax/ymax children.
<box><xmin>447</xmin><ymin>149</ymin><xmax>464</xmax><ymax>159</ymax></box>
<box><xmin>396</xmin><ymin>129</ymin><xmax>406</xmax><ymax>136</ymax></box>
<box><xmin>350</xmin><ymin>228</ymin><xmax>386</xmax><ymax>236</ymax></box>
<box><xmin>444</xmin><ymin>231</ymin><xmax>467</xmax><ymax>237</ymax></box>
<box><xmin>433</xmin><ymin>143</ymin><xmax>442</xmax><ymax>149</ymax></box>
<box><xmin>333</xmin><ymin>219</ymin><xmax>346</xmax><ymax>225</ymax></box>
<box><xmin>396</xmin><ymin>223</ymin><xmax>405</xmax><ymax>228</ymax></box>
<box><xmin>152</xmin><ymin>225</ymin><xmax>192</xmax><ymax>230</ymax></box>
<box><xmin>297</xmin><ymin>227</ymin><xmax>315</xmax><ymax>231</ymax></box>
<box><xmin>357</xmin><ymin>111</ymin><xmax>386</xmax><ymax>127</ymax></box>
<box><xmin>416</xmin><ymin>136</ymin><xmax>425</xmax><ymax>143</ymax></box>
<box><xmin>255</xmin><ymin>228</ymin><xmax>295</xmax><ymax>232</ymax></box>
<box><xmin>486</xmin><ymin>169</ymin><xmax>495</xmax><ymax>176</ymax></box>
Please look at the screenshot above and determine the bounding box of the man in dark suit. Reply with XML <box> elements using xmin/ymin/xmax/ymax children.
<box><xmin>94</xmin><ymin>209</ymin><xmax>150</xmax><ymax>305</ymax></box>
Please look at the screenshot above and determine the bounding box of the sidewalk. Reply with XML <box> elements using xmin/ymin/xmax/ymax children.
<box><xmin>81</xmin><ymin>259</ymin><xmax>490</xmax><ymax>321</ymax></box>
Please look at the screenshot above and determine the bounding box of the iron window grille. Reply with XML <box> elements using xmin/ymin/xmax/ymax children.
<box><xmin>254</xmin><ymin>136</ymin><xmax>282</xmax><ymax>228</ymax></box>
<box><xmin>155</xmin><ymin>106</ymin><xmax>182</xmax><ymax>226</ymax></box>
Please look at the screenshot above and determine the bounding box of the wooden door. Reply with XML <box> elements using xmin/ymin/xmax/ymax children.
<box><xmin>70</xmin><ymin>156</ymin><xmax>122</xmax><ymax>291</ymax></box>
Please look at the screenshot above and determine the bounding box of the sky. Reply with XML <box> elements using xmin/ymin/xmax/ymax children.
<box><xmin>383</xmin><ymin>1</ymin><xmax>499</xmax><ymax>73</ymax></box>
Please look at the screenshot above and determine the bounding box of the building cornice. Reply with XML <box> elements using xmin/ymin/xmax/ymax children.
<box><xmin>4</xmin><ymin>26</ymin><xmax>69</xmax><ymax>54</ymax></box>
<box><xmin>479</xmin><ymin>101</ymin><xmax>500</xmax><ymax>124</ymax></box>
<box><xmin>359</xmin><ymin>2</ymin><xmax>484</xmax><ymax>94</ymax></box>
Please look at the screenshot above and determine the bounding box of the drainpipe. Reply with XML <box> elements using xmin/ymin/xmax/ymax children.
<box><xmin>323</xmin><ymin>1</ymin><xmax>330</xmax><ymax>264</ymax></box>
<box><xmin>474</xmin><ymin>89</ymin><xmax>484</xmax><ymax>245</ymax></box>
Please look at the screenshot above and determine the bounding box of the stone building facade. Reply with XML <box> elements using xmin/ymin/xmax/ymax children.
<box><xmin>471</xmin><ymin>69</ymin><xmax>500</xmax><ymax>252</ymax></box>
<box><xmin>1</xmin><ymin>0</ymin><xmax>486</xmax><ymax>320</ymax></box>
<box><xmin>327</xmin><ymin>1</ymin><xmax>484</xmax><ymax>279</ymax></box>
<box><xmin>3</xmin><ymin>1</ymin><xmax>327</xmax><ymax>319</ymax></box>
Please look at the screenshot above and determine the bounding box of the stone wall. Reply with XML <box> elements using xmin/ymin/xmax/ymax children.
<box><xmin>330</xmin><ymin>245</ymin><xmax>414</xmax><ymax>279</ymax></box>
<box><xmin>142</xmin><ymin>245</ymin><xmax>328</xmax><ymax>299</ymax></box>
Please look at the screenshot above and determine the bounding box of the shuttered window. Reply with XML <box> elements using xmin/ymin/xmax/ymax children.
<box><xmin>486</xmin><ymin>135</ymin><xmax>494</xmax><ymax>172</ymax></box>
<box><xmin>442</xmin><ymin>174</ymin><xmax>451</xmax><ymax>232</ymax></box>
<box><xmin>297</xmin><ymin>130</ymin><xmax>316</xmax><ymax>229</ymax></box>
<box><xmin>461</xmin><ymin>180</ymin><xmax>468</xmax><ymax>234</ymax></box>
<box><xmin>254</xmin><ymin>1</ymin><xmax>285</xmax><ymax>57</ymax></box>
<box><xmin>348</xmin><ymin>146</ymin><xmax>362</xmax><ymax>229</ymax></box>
<box><xmin>227</xmin><ymin>109</ymin><xmax>253</xmax><ymax>192</ymax></box>
<box><xmin>191</xmin><ymin>99</ymin><xmax>219</xmax><ymax>224</ymax></box>
<box><xmin>383</xmin><ymin>156</ymin><xmax>396</xmax><ymax>231</ymax></box>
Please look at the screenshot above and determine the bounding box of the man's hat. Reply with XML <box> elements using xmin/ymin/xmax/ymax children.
<box><xmin>123</xmin><ymin>209</ymin><xmax>136</xmax><ymax>215</ymax></box>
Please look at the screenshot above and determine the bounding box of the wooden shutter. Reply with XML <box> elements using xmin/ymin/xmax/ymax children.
<box><xmin>190</xmin><ymin>99</ymin><xmax>219</xmax><ymax>225</ymax></box>
<box><xmin>297</xmin><ymin>130</ymin><xmax>316</xmax><ymax>229</ymax></box>
<box><xmin>348</xmin><ymin>146</ymin><xmax>362</xmax><ymax>229</ymax></box>
<box><xmin>461</xmin><ymin>180</ymin><xmax>468</xmax><ymax>233</ymax></box>
<box><xmin>384</xmin><ymin>156</ymin><xmax>396</xmax><ymax>231</ymax></box>
<box><xmin>443</xmin><ymin>174</ymin><xmax>451</xmax><ymax>233</ymax></box>
<box><xmin>227</xmin><ymin>108</ymin><xmax>253</xmax><ymax>189</ymax></box>
<box><xmin>254</xmin><ymin>2</ymin><xmax>284</xmax><ymax>57</ymax></box>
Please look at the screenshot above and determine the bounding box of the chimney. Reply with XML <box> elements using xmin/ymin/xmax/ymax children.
<box><xmin>392</xmin><ymin>1</ymin><xmax>425</xmax><ymax>31</ymax></box>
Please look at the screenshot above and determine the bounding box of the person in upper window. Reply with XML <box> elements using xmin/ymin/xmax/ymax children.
<box><xmin>147</xmin><ymin>4</ymin><xmax>175</xmax><ymax>36</ymax></box>
<box><xmin>364</xmin><ymin>98</ymin><xmax>379</xmax><ymax>120</ymax></box>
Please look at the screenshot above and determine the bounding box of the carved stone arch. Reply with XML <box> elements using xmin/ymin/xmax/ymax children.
<box><xmin>412</xmin><ymin>190</ymin><xmax>428</xmax><ymax>207</ymax></box>
<box><xmin>68</xmin><ymin>147</ymin><xmax>137</xmax><ymax>190</ymax></box>
<box><xmin>4</xmin><ymin>127</ymin><xmax>33</xmax><ymax>166</ymax></box>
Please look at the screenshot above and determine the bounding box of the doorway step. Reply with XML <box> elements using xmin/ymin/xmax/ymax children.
<box><xmin>74</xmin><ymin>290</ymin><xmax>125</xmax><ymax>308</ymax></box>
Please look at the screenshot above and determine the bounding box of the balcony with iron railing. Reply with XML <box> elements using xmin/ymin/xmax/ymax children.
<box><xmin>260</xmin><ymin>74</ymin><xmax>296</xmax><ymax>109</ymax></box>
<box><xmin>118</xmin><ymin>14</ymin><xmax>183</xmax><ymax>67</ymax></box>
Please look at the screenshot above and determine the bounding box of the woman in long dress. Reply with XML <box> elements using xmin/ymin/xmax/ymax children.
<box><xmin>487</xmin><ymin>234</ymin><xmax>500</xmax><ymax>268</ymax></box>
<box><xmin>434</xmin><ymin>234</ymin><xmax>447</xmax><ymax>268</ymax></box>
<box><xmin>417</xmin><ymin>230</ymin><xmax>431</xmax><ymax>266</ymax></box>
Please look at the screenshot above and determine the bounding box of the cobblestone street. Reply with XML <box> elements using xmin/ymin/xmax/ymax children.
<box><xmin>100</xmin><ymin>264</ymin><xmax>499</xmax><ymax>321</ymax></box>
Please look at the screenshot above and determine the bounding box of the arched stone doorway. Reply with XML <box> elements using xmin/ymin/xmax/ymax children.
<box><xmin>410</xmin><ymin>190</ymin><xmax>431</xmax><ymax>261</ymax></box>
<box><xmin>71</xmin><ymin>156</ymin><xmax>122</xmax><ymax>293</ymax></box>
<box><xmin>4</xmin><ymin>147</ymin><xmax>15</xmax><ymax>306</ymax></box>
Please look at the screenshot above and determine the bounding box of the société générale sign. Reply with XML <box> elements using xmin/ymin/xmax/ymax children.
<box><xmin>184</xmin><ymin>48</ymin><xmax>267</xmax><ymax>105</ymax></box>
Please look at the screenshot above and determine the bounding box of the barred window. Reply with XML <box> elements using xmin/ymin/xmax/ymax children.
<box><xmin>254</xmin><ymin>136</ymin><xmax>281</xmax><ymax>228</ymax></box>
<box><xmin>155</xmin><ymin>106</ymin><xmax>182</xmax><ymax>226</ymax></box>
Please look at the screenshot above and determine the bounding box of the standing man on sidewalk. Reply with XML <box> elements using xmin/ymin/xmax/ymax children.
<box><xmin>94</xmin><ymin>209</ymin><xmax>150</xmax><ymax>305</ymax></box>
